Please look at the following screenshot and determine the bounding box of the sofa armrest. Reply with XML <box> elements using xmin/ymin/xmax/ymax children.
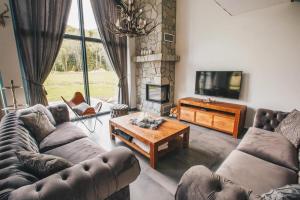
<box><xmin>47</xmin><ymin>103</ymin><xmax>70</xmax><ymax>125</ymax></box>
<box><xmin>8</xmin><ymin>147</ymin><xmax>140</xmax><ymax>200</ymax></box>
<box><xmin>253</xmin><ymin>108</ymin><xmax>289</xmax><ymax>132</ymax></box>
<box><xmin>176</xmin><ymin>166</ymin><xmax>257</xmax><ymax>200</ymax></box>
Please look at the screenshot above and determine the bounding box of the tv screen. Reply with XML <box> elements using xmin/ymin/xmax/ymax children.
<box><xmin>195</xmin><ymin>71</ymin><xmax>242</xmax><ymax>99</ymax></box>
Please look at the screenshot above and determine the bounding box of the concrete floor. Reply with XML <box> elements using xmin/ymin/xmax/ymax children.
<box><xmin>75</xmin><ymin>114</ymin><xmax>240</xmax><ymax>200</ymax></box>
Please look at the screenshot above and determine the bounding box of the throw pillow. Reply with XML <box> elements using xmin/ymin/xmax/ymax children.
<box><xmin>34</xmin><ymin>104</ymin><xmax>56</xmax><ymax>125</ymax></box>
<box><xmin>18</xmin><ymin>104</ymin><xmax>56</xmax><ymax>125</ymax></box>
<box><xmin>261</xmin><ymin>184</ymin><xmax>300</xmax><ymax>200</ymax></box>
<box><xmin>275</xmin><ymin>109</ymin><xmax>300</xmax><ymax>148</ymax></box>
<box><xmin>19</xmin><ymin>111</ymin><xmax>56</xmax><ymax>143</ymax></box>
<box><xmin>15</xmin><ymin>151</ymin><xmax>73</xmax><ymax>178</ymax></box>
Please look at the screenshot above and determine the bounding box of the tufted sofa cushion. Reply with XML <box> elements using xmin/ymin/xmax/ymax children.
<box><xmin>177</xmin><ymin>108</ymin><xmax>299</xmax><ymax>200</ymax></box>
<box><xmin>8</xmin><ymin>147</ymin><xmax>140</xmax><ymax>200</ymax></box>
<box><xmin>0</xmin><ymin>113</ymin><xmax>40</xmax><ymax>200</ymax></box>
<box><xmin>253</xmin><ymin>109</ymin><xmax>289</xmax><ymax>132</ymax></box>
<box><xmin>0</xmin><ymin>106</ymin><xmax>140</xmax><ymax>200</ymax></box>
<box><xmin>176</xmin><ymin>165</ymin><xmax>257</xmax><ymax>200</ymax></box>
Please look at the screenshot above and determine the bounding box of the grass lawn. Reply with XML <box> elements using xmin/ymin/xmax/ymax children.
<box><xmin>44</xmin><ymin>70</ymin><xmax>118</xmax><ymax>102</ymax></box>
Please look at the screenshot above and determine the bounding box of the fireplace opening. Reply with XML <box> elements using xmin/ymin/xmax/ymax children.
<box><xmin>146</xmin><ymin>84</ymin><xmax>170</xmax><ymax>104</ymax></box>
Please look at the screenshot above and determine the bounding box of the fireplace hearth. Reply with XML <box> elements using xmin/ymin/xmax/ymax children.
<box><xmin>146</xmin><ymin>84</ymin><xmax>170</xmax><ymax>104</ymax></box>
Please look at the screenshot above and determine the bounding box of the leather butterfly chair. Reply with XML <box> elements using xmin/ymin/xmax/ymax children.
<box><xmin>61</xmin><ymin>92</ymin><xmax>103</xmax><ymax>133</ymax></box>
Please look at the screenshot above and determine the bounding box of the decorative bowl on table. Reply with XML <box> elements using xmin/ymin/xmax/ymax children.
<box><xmin>130</xmin><ymin>112</ymin><xmax>165</xmax><ymax>130</ymax></box>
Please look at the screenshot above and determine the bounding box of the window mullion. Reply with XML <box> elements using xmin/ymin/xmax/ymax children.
<box><xmin>78</xmin><ymin>0</ymin><xmax>90</xmax><ymax>105</ymax></box>
<box><xmin>64</xmin><ymin>34</ymin><xmax>81</xmax><ymax>40</ymax></box>
<box><xmin>85</xmin><ymin>37</ymin><xmax>103</xmax><ymax>43</ymax></box>
<box><xmin>63</xmin><ymin>35</ymin><xmax>102</xmax><ymax>44</ymax></box>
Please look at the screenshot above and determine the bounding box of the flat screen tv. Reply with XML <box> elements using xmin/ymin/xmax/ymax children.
<box><xmin>195</xmin><ymin>71</ymin><xmax>242</xmax><ymax>99</ymax></box>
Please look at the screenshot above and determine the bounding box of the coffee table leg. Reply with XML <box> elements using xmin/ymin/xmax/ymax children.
<box><xmin>150</xmin><ymin>143</ymin><xmax>158</xmax><ymax>169</ymax></box>
<box><xmin>183</xmin><ymin>130</ymin><xmax>189</xmax><ymax>148</ymax></box>
<box><xmin>109</xmin><ymin>122</ymin><xmax>115</xmax><ymax>140</ymax></box>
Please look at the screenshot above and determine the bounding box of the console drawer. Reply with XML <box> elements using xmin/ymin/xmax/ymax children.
<box><xmin>213</xmin><ymin>115</ymin><xmax>235</xmax><ymax>133</ymax></box>
<box><xmin>195</xmin><ymin>111</ymin><xmax>213</xmax><ymax>127</ymax></box>
<box><xmin>180</xmin><ymin>107</ymin><xmax>195</xmax><ymax>122</ymax></box>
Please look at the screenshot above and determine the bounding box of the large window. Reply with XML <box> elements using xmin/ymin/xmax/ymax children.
<box><xmin>45</xmin><ymin>0</ymin><xmax>118</xmax><ymax>112</ymax></box>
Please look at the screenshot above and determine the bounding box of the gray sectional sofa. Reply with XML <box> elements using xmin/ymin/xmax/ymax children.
<box><xmin>176</xmin><ymin>108</ymin><xmax>299</xmax><ymax>200</ymax></box>
<box><xmin>0</xmin><ymin>104</ymin><xmax>140</xmax><ymax>200</ymax></box>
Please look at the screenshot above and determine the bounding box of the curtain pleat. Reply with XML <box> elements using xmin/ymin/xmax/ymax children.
<box><xmin>90</xmin><ymin>0</ymin><xmax>129</xmax><ymax>105</ymax></box>
<box><xmin>11</xmin><ymin>0</ymin><xmax>72</xmax><ymax>106</ymax></box>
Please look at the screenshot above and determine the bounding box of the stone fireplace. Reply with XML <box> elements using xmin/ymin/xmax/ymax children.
<box><xmin>134</xmin><ymin>0</ymin><xmax>178</xmax><ymax>115</ymax></box>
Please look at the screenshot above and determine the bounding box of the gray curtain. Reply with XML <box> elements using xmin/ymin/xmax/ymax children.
<box><xmin>11</xmin><ymin>0</ymin><xmax>71</xmax><ymax>106</ymax></box>
<box><xmin>90</xmin><ymin>0</ymin><xmax>129</xmax><ymax>105</ymax></box>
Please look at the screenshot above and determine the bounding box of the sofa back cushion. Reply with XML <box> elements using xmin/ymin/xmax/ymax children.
<box><xmin>253</xmin><ymin>109</ymin><xmax>289</xmax><ymax>132</ymax></box>
<box><xmin>47</xmin><ymin>104</ymin><xmax>70</xmax><ymax>125</ymax></box>
<box><xmin>0</xmin><ymin>113</ymin><xmax>39</xmax><ymax>200</ymax></box>
<box><xmin>39</xmin><ymin>122</ymin><xmax>87</xmax><ymax>153</ymax></box>
<box><xmin>237</xmin><ymin>127</ymin><xmax>298</xmax><ymax>171</ymax></box>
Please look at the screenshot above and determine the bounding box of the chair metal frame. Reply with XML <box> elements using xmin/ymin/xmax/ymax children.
<box><xmin>61</xmin><ymin>93</ymin><xmax>103</xmax><ymax>133</ymax></box>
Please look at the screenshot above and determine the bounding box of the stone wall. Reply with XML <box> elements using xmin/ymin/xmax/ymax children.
<box><xmin>135</xmin><ymin>0</ymin><xmax>177</xmax><ymax>115</ymax></box>
<box><xmin>135</xmin><ymin>0</ymin><xmax>162</xmax><ymax>55</ymax></box>
<box><xmin>162</xmin><ymin>0</ymin><xmax>176</xmax><ymax>55</ymax></box>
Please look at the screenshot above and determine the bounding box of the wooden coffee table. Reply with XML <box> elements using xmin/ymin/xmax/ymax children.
<box><xmin>109</xmin><ymin>112</ymin><xmax>190</xmax><ymax>169</ymax></box>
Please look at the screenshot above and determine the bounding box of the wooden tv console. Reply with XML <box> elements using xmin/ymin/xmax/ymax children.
<box><xmin>177</xmin><ymin>97</ymin><xmax>247</xmax><ymax>138</ymax></box>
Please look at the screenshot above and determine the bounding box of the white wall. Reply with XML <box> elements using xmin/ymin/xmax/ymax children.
<box><xmin>175</xmin><ymin>0</ymin><xmax>300</xmax><ymax>127</ymax></box>
<box><xmin>0</xmin><ymin>0</ymin><xmax>26</xmax><ymax>106</ymax></box>
<box><xmin>127</xmin><ymin>37</ymin><xmax>137</xmax><ymax>109</ymax></box>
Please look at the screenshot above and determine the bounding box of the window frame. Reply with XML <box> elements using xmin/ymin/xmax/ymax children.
<box><xmin>64</xmin><ymin>0</ymin><xmax>104</xmax><ymax>105</ymax></box>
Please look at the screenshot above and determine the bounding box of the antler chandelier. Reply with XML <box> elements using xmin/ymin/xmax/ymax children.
<box><xmin>0</xmin><ymin>3</ymin><xmax>9</xmax><ymax>27</ymax></box>
<box><xmin>107</xmin><ymin>0</ymin><xmax>159</xmax><ymax>37</ymax></box>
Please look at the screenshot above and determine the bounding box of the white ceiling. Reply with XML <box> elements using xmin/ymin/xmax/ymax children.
<box><xmin>215</xmin><ymin>0</ymin><xmax>290</xmax><ymax>15</ymax></box>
